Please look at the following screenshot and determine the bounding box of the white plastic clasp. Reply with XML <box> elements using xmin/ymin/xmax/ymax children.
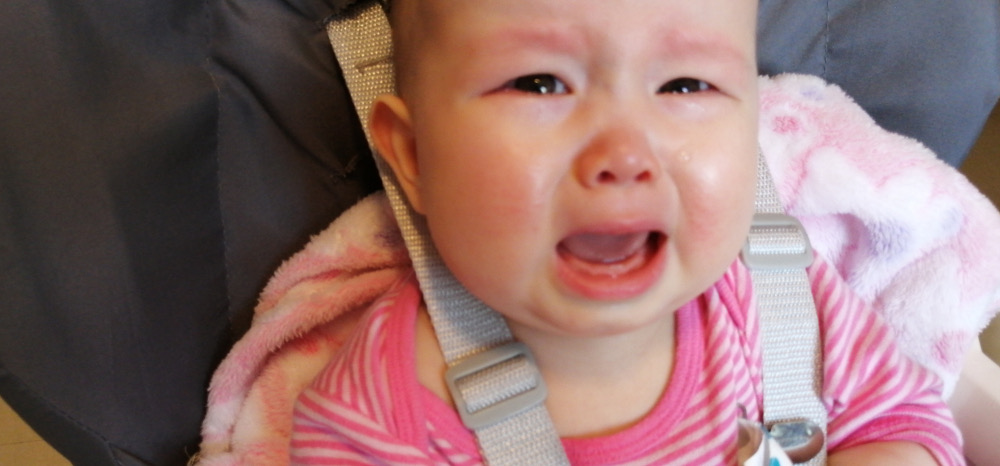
<box><xmin>444</xmin><ymin>342</ymin><xmax>548</xmax><ymax>430</ymax></box>
<box><xmin>741</xmin><ymin>213</ymin><xmax>814</xmax><ymax>270</ymax></box>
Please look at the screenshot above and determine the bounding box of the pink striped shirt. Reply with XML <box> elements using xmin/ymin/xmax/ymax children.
<box><xmin>290</xmin><ymin>257</ymin><xmax>963</xmax><ymax>465</ymax></box>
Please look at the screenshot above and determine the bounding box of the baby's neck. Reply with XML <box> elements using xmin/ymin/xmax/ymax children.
<box><xmin>414</xmin><ymin>305</ymin><xmax>677</xmax><ymax>438</ymax></box>
<box><xmin>509</xmin><ymin>317</ymin><xmax>676</xmax><ymax>437</ymax></box>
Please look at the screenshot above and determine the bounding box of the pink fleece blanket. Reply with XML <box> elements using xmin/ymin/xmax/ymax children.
<box><xmin>193</xmin><ymin>74</ymin><xmax>1000</xmax><ymax>465</ymax></box>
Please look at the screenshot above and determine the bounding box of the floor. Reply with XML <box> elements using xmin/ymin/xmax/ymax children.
<box><xmin>1</xmin><ymin>106</ymin><xmax>999</xmax><ymax>466</ymax></box>
<box><xmin>0</xmin><ymin>397</ymin><xmax>70</xmax><ymax>465</ymax></box>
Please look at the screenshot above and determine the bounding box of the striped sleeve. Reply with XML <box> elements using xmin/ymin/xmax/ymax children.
<box><xmin>289</xmin><ymin>275</ymin><xmax>474</xmax><ymax>465</ymax></box>
<box><xmin>809</xmin><ymin>258</ymin><xmax>964</xmax><ymax>465</ymax></box>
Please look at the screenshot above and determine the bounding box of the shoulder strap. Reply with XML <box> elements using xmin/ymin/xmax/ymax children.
<box><xmin>325</xmin><ymin>3</ymin><xmax>568</xmax><ymax>465</ymax></box>
<box><xmin>743</xmin><ymin>154</ymin><xmax>827</xmax><ymax>465</ymax></box>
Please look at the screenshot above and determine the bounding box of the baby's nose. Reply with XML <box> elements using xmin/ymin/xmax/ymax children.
<box><xmin>576</xmin><ymin>127</ymin><xmax>657</xmax><ymax>188</ymax></box>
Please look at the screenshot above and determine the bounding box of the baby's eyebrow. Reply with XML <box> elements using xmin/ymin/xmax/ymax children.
<box><xmin>472</xmin><ymin>25</ymin><xmax>750</xmax><ymax>70</ymax></box>
<box><xmin>473</xmin><ymin>25</ymin><xmax>586</xmax><ymax>57</ymax></box>
<box><xmin>656</xmin><ymin>29</ymin><xmax>751</xmax><ymax>68</ymax></box>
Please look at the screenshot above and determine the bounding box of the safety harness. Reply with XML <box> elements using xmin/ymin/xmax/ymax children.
<box><xmin>326</xmin><ymin>2</ymin><xmax>826</xmax><ymax>464</ymax></box>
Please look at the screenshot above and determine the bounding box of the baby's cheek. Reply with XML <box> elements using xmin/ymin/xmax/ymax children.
<box><xmin>683</xmin><ymin>197</ymin><xmax>751</xmax><ymax>269</ymax></box>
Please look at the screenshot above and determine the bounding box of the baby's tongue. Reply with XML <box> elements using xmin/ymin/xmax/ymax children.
<box><xmin>560</xmin><ymin>232</ymin><xmax>649</xmax><ymax>264</ymax></box>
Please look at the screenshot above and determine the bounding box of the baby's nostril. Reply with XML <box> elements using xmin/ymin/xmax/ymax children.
<box><xmin>598</xmin><ymin>171</ymin><xmax>616</xmax><ymax>183</ymax></box>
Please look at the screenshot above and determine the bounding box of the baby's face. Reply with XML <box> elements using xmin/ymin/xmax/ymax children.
<box><xmin>376</xmin><ymin>0</ymin><xmax>759</xmax><ymax>338</ymax></box>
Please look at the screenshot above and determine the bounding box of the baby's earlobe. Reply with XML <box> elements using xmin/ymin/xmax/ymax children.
<box><xmin>369</xmin><ymin>95</ymin><xmax>424</xmax><ymax>213</ymax></box>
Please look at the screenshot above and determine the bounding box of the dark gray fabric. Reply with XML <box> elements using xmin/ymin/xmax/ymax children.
<box><xmin>0</xmin><ymin>1</ymin><xmax>226</xmax><ymax>464</ymax></box>
<box><xmin>0</xmin><ymin>0</ymin><xmax>996</xmax><ymax>464</ymax></box>
<box><xmin>0</xmin><ymin>0</ymin><xmax>378</xmax><ymax>464</ymax></box>
<box><xmin>208</xmin><ymin>0</ymin><xmax>381</xmax><ymax>337</ymax></box>
<box><xmin>758</xmin><ymin>0</ymin><xmax>1000</xmax><ymax>166</ymax></box>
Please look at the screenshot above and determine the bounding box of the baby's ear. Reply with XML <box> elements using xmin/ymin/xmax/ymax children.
<box><xmin>370</xmin><ymin>95</ymin><xmax>424</xmax><ymax>213</ymax></box>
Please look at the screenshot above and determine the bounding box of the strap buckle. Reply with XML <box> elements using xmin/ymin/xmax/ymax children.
<box><xmin>741</xmin><ymin>213</ymin><xmax>814</xmax><ymax>270</ymax></box>
<box><xmin>768</xmin><ymin>419</ymin><xmax>826</xmax><ymax>463</ymax></box>
<box><xmin>445</xmin><ymin>342</ymin><xmax>548</xmax><ymax>430</ymax></box>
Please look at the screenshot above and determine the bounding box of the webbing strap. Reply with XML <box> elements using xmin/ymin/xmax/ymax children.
<box><xmin>743</xmin><ymin>155</ymin><xmax>827</xmax><ymax>466</ymax></box>
<box><xmin>325</xmin><ymin>3</ymin><xmax>569</xmax><ymax>465</ymax></box>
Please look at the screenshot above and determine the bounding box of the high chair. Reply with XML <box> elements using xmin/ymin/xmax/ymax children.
<box><xmin>0</xmin><ymin>0</ymin><xmax>998</xmax><ymax>464</ymax></box>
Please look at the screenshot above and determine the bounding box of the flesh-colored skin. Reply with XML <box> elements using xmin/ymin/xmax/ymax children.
<box><xmin>371</xmin><ymin>1</ymin><xmax>939</xmax><ymax>461</ymax></box>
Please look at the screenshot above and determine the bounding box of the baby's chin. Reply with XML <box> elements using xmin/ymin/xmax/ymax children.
<box><xmin>500</xmin><ymin>286</ymin><xmax>689</xmax><ymax>341</ymax></box>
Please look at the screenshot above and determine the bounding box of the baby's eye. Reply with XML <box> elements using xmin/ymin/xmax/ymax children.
<box><xmin>505</xmin><ymin>74</ymin><xmax>569</xmax><ymax>95</ymax></box>
<box><xmin>659</xmin><ymin>78</ymin><xmax>713</xmax><ymax>94</ymax></box>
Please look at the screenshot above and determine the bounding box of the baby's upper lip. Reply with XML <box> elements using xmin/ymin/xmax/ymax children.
<box><xmin>560</xmin><ymin>192</ymin><xmax>670</xmax><ymax>234</ymax></box>
<box><xmin>558</xmin><ymin>215</ymin><xmax>668</xmax><ymax>242</ymax></box>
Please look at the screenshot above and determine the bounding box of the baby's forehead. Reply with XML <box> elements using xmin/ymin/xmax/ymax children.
<box><xmin>387</xmin><ymin>0</ymin><xmax>757</xmax><ymax>80</ymax></box>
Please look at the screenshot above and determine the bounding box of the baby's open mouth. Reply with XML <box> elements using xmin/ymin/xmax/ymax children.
<box><xmin>558</xmin><ymin>232</ymin><xmax>659</xmax><ymax>272</ymax></box>
<box><xmin>555</xmin><ymin>231</ymin><xmax>666</xmax><ymax>299</ymax></box>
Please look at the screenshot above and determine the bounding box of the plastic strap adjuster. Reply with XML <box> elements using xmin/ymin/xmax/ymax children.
<box><xmin>741</xmin><ymin>213</ymin><xmax>814</xmax><ymax>270</ymax></box>
<box><xmin>445</xmin><ymin>342</ymin><xmax>548</xmax><ymax>430</ymax></box>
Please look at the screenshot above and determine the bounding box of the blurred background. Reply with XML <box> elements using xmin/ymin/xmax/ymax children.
<box><xmin>963</xmin><ymin>104</ymin><xmax>1000</xmax><ymax>364</ymax></box>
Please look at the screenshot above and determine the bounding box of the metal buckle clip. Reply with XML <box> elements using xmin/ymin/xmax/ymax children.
<box><xmin>444</xmin><ymin>342</ymin><xmax>548</xmax><ymax>430</ymax></box>
<box><xmin>768</xmin><ymin>419</ymin><xmax>826</xmax><ymax>463</ymax></box>
<box><xmin>741</xmin><ymin>213</ymin><xmax>814</xmax><ymax>270</ymax></box>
